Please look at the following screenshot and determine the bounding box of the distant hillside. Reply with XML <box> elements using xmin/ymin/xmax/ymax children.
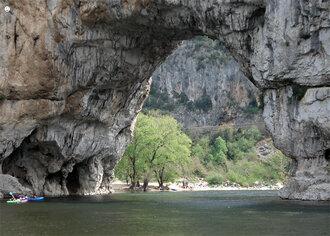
<box><xmin>144</xmin><ymin>36</ymin><xmax>263</xmax><ymax>128</ymax></box>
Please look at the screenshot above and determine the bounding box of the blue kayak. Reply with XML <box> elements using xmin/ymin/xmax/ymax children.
<box><xmin>28</xmin><ymin>197</ymin><xmax>44</xmax><ymax>201</ymax></box>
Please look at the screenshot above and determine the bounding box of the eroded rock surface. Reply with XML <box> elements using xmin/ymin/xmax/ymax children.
<box><xmin>264</xmin><ymin>87</ymin><xmax>330</xmax><ymax>200</ymax></box>
<box><xmin>0</xmin><ymin>0</ymin><xmax>329</xmax><ymax>199</ymax></box>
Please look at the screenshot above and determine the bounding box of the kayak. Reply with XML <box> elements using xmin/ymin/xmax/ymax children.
<box><xmin>6</xmin><ymin>200</ymin><xmax>20</xmax><ymax>204</ymax></box>
<box><xmin>6</xmin><ymin>199</ymin><xmax>28</xmax><ymax>204</ymax></box>
<box><xmin>28</xmin><ymin>197</ymin><xmax>44</xmax><ymax>201</ymax></box>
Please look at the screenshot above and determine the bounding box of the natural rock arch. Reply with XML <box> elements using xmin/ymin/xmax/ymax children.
<box><xmin>0</xmin><ymin>0</ymin><xmax>329</xmax><ymax>200</ymax></box>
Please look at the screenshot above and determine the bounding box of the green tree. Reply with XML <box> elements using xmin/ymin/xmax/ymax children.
<box><xmin>114</xmin><ymin>152</ymin><xmax>131</xmax><ymax>185</ymax></box>
<box><xmin>153</xmin><ymin>131</ymin><xmax>191</xmax><ymax>187</ymax></box>
<box><xmin>246</xmin><ymin>125</ymin><xmax>262</xmax><ymax>142</ymax></box>
<box><xmin>115</xmin><ymin>112</ymin><xmax>192</xmax><ymax>190</ymax></box>
<box><xmin>140</xmin><ymin>112</ymin><xmax>191</xmax><ymax>190</ymax></box>
<box><xmin>115</xmin><ymin>113</ymin><xmax>156</xmax><ymax>188</ymax></box>
<box><xmin>209</xmin><ymin>137</ymin><xmax>228</xmax><ymax>168</ymax></box>
<box><xmin>191</xmin><ymin>136</ymin><xmax>211</xmax><ymax>164</ymax></box>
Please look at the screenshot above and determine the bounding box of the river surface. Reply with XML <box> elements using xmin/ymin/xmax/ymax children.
<box><xmin>0</xmin><ymin>191</ymin><xmax>329</xmax><ymax>236</ymax></box>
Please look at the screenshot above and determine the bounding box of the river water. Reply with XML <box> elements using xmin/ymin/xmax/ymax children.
<box><xmin>0</xmin><ymin>191</ymin><xmax>329</xmax><ymax>236</ymax></box>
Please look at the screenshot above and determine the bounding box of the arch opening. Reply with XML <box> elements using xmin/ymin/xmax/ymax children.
<box><xmin>114</xmin><ymin>36</ymin><xmax>292</xmax><ymax>192</ymax></box>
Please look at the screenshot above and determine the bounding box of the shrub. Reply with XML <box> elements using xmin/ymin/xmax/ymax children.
<box><xmin>244</xmin><ymin>105</ymin><xmax>259</xmax><ymax>115</ymax></box>
<box><xmin>226</xmin><ymin>170</ymin><xmax>249</xmax><ymax>187</ymax></box>
<box><xmin>186</xmin><ymin>157</ymin><xmax>208</xmax><ymax>178</ymax></box>
<box><xmin>206</xmin><ymin>173</ymin><xmax>225</xmax><ymax>186</ymax></box>
<box><xmin>186</xmin><ymin>101</ymin><xmax>195</xmax><ymax>111</ymax></box>
<box><xmin>149</xmin><ymin>87</ymin><xmax>157</xmax><ymax>96</ymax></box>
<box><xmin>179</xmin><ymin>93</ymin><xmax>189</xmax><ymax>104</ymax></box>
<box><xmin>227</xmin><ymin>142</ymin><xmax>245</xmax><ymax>160</ymax></box>
<box><xmin>194</xmin><ymin>93</ymin><xmax>212</xmax><ymax>112</ymax></box>
<box><xmin>246</xmin><ymin>126</ymin><xmax>262</xmax><ymax>142</ymax></box>
<box><xmin>162</xmin><ymin>103</ymin><xmax>175</xmax><ymax>111</ymax></box>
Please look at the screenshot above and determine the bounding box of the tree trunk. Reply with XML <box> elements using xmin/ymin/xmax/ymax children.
<box><xmin>143</xmin><ymin>178</ymin><xmax>149</xmax><ymax>192</ymax></box>
<box><xmin>130</xmin><ymin>181</ymin><xmax>136</xmax><ymax>189</ymax></box>
<box><xmin>159</xmin><ymin>167</ymin><xmax>165</xmax><ymax>188</ymax></box>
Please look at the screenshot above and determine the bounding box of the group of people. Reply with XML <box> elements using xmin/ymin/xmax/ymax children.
<box><xmin>9</xmin><ymin>194</ymin><xmax>38</xmax><ymax>201</ymax></box>
<box><xmin>182</xmin><ymin>181</ymin><xmax>193</xmax><ymax>190</ymax></box>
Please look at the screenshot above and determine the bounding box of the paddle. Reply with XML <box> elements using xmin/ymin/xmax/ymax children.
<box><xmin>9</xmin><ymin>192</ymin><xmax>16</xmax><ymax>200</ymax></box>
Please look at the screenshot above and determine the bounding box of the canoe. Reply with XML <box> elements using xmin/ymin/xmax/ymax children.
<box><xmin>28</xmin><ymin>197</ymin><xmax>44</xmax><ymax>201</ymax></box>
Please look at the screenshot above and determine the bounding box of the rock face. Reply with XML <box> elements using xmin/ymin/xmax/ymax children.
<box><xmin>146</xmin><ymin>38</ymin><xmax>261</xmax><ymax>127</ymax></box>
<box><xmin>264</xmin><ymin>87</ymin><xmax>330</xmax><ymax>200</ymax></box>
<box><xmin>0</xmin><ymin>0</ymin><xmax>329</xmax><ymax>200</ymax></box>
<box><xmin>0</xmin><ymin>174</ymin><xmax>32</xmax><ymax>197</ymax></box>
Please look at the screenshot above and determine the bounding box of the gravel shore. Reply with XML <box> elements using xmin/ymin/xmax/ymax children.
<box><xmin>111</xmin><ymin>179</ymin><xmax>283</xmax><ymax>193</ymax></box>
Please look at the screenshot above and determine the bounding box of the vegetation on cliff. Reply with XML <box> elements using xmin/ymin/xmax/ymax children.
<box><xmin>115</xmin><ymin>112</ymin><xmax>291</xmax><ymax>189</ymax></box>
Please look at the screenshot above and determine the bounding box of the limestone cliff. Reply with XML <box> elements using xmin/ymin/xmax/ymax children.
<box><xmin>146</xmin><ymin>37</ymin><xmax>262</xmax><ymax>127</ymax></box>
<box><xmin>0</xmin><ymin>0</ymin><xmax>329</xmax><ymax>200</ymax></box>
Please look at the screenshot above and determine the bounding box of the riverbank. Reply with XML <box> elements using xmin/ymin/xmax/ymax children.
<box><xmin>111</xmin><ymin>179</ymin><xmax>284</xmax><ymax>193</ymax></box>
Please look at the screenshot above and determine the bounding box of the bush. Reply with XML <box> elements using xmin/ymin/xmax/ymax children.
<box><xmin>246</xmin><ymin>126</ymin><xmax>262</xmax><ymax>142</ymax></box>
<box><xmin>190</xmin><ymin>125</ymin><xmax>291</xmax><ymax>187</ymax></box>
<box><xmin>194</xmin><ymin>93</ymin><xmax>212</xmax><ymax>112</ymax></box>
<box><xmin>206</xmin><ymin>173</ymin><xmax>225</xmax><ymax>186</ymax></box>
<box><xmin>264</xmin><ymin>152</ymin><xmax>291</xmax><ymax>181</ymax></box>
<box><xmin>186</xmin><ymin>101</ymin><xmax>195</xmax><ymax>111</ymax></box>
<box><xmin>179</xmin><ymin>93</ymin><xmax>189</xmax><ymax>104</ymax></box>
<box><xmin>227</xmin><ymin>142</ymin><xmax>245</xmax><ymax>160</ymax></box>
<box><xmin>226</xmin><ymin>171</ymin><xmax>249</xmax><ymax>187</ymax></box>
<box><xmin>185</xmin><ymin>156</ymin><xmax>207</xmax><ymax>178</ymax></box>
<box><xmin>162</xmin><ymin>103</ymin><xmax>175</xmax><ymax>111</ymax></box>
<box><xmin>149</xmin><ymin>88</ymin><xmax>157</xmax><ymax>96</ymax></box>
<box><xmin>244</xmin><ymin>105</ymin><xmax>259</xmax><ymax>115</ymax></box>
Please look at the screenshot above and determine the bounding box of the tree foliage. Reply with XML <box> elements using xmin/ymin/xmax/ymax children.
<box><xmin>209</xmin><ymin>137</ymin><xmax>227</xmax><ymax>166</ymax></box>
<box><xmin>116</xmin><ymin>116</ymin><xmax>291</xmax><ymax>189</ymax></box>
<box><xmin>115</xmin><ymin>112</ymin><xmax>191</xmax><ymax>189</ymax></box>
<box><xmin>188</xmin><ymin>126</ymin><xmax>291</xmax><ymax>187</ymax></box>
